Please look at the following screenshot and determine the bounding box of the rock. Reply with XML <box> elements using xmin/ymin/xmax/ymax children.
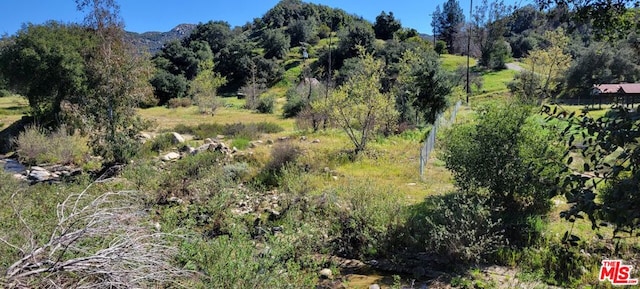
<box><xmin>369</xmin><ymin>285</ymin><xmax>381</xmax><ymax>289</ymax></box>
<box><xmin>136</xmin><ymin>132</ymin><xmax>152</xmax><ymax>143</ymax></box>
<box><xmin>232</xmin><ymin>147</ymin><xmax>238</xmax><ymax>153</ymax></box>
<box><xmin>278</xmin><ymin>136</ymin><xmax>289</xmax><ymax>142</ymax></box>
<box><xmin>332</xmin><ymin>176</ymin><xmax>339</xmax><ymax>181</ymax></box>
<box><xmin>216</xmin><ymin>134</ymin><xmax>225</xmax><ymax>140</ymax></box>
<box><xmin>255</xmin><ymin>140</ymin><xmax>263</xmax><ymax>144</ymax></box>
<box><xmin>300</xmin><ymin>136</ymin><xmax>307</xmax><ymax>141</ymax></box>
<box><xmin>167</xmin><ymin>196</ymin><xmax>184</xmax><ymax>204</ymax></box>
<box><xmin>28</xmin><ymin>169</ymin><xmax>51</xmax><ymax>182</ymax></box>
<box><xmin>319</xmin><ymin>268</ymin><xmax>333</xmax><ymax>279</ymax></box>
<box><xmin>323</xmin><ymin>167</ymin><xmax>330</xmax><ymax>173</ymax></box>
<box><xmin>266</xmin><ymin>139</ymin><xmax>274</xmax><ymax>145</ymax></box>
<box><xmin>170</xmin><ymin>132</ymin><xmax>185</xmax><ymax>144</ymax></box>
<box><xmin>204</xmin><ymin>138</ymin><xmax>215</xmax><ymax>144</ymax></box>
<box><xmin>249</xmin><ymin>142</ymin><xmax>257</xmax><ymax>148</ymax></box>
<box><xmin>13</xmin><ymin>174</ymin><xmax>27</xmax><ymax>181</ymax></box>
<box><xmin>161</xmin><ymin>152</ymin><xmax>181</xmax><ymax>161</ymax></box>
<box><xmin>407</xmin><ymin>183</ymin><xmax>417</xmax><ymax>186</ymax></box>
<box><xmin>312</xmin><ymin>139</ymin><xmax>321</xmax><ymax>144</ymax></box>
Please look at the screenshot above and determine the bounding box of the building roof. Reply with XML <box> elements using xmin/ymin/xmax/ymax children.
<box><xmin>595</xmin><ymin>83</ymin><xmax>640</xmax><ymax>94</ymax></box>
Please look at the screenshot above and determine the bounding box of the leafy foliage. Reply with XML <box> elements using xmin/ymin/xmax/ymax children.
<box><xmin>432</xmin><ymin>0</ymin><xmax>465</xmax><ymax>52</ymax></box>
<box><xmin>0</xmin><ymin>22</ymin><xmax>94</xmax><ymax>124</ymax></box>
<box><xmin>316</xmin><ymin>50</ymin><xmax>397</xmax><ymax>155</ymax></box>
<box><xmin>374</xmin><ymin>11</ymin><xmax>402</xmax><ymax>40</ymax></box>
<box><xmin>443</xmin><ymin>103</ymin><xmax>566</xmax><ymax>244</ymax></box>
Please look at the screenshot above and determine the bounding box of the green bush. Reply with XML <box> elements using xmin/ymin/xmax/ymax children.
<box><xmin>222</xmin><ymin>162</ymin><xmax>249</xmax><ymax>182</ymax></box>
<box><xmin>167</xmin><ymin>97</ymin><xmax>192</xmax><ymax>108</ymax></box>
<box><xmin>413</xmin><ymin>190</ymin><xmax>503</xmax><ymax>263</ymax></box>
<box><xmin>256</xmin><ymin>96</ymin><xmax>275</xmax><ymax>114</ymax></box>
<box><xmin>14</xmin><ymin>125</ymin><xmax>88</xmax><ymax>165</ymax></box>
<box><xmin>326</xmin><ymin>181</ymin><xmax>405</xmax><ymax>259</ymax></box>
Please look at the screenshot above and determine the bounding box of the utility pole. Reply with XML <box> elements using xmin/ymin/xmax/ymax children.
<box><xmin>466</xmin><ymin>0</ymin><xmax>473</xmax><ymax>104</ymax></box>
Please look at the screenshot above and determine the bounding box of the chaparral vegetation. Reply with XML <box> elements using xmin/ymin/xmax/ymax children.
<box><xmin>0</xmin><ymin>0</ymin><xmax>639</xmax><ymax>288</ymax></box>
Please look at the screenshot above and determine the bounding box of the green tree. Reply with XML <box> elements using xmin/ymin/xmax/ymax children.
<box><xmin>261</xmin><ymin>29</ymin><xmax>290</xmax><ymax>59</ymax></box>
<box><xmin>443</xmin><ymin>103</ymin><xmax>566</xmax><ymax>244</ymax></box>
<box><xmin>472</xmin><ymin>0</ymin><xmax>512</xmax><ymax>69</ymax></box>
<box><xmin>337</xmin><ymin>21</ymin><xmax>376</xmax><ymax>60</ymax></box>
<box><xmin>374</xmin><ymin>11</ymin><xmax>402</xmax><ymax>40</ymax></box>
<box><xmin>397</xmin><ymin>47</ymin><xmax>452</xmax><ymax>124</ymax></box>
<box><xmin>565</xmin><ymin>43</ymin><xmax>640</xmax><ymax>99</ymax></box>
<box><xmin>316</xmin><ymin>50</ymin><xmax>397</xmax><ymax>155</ymax></box>
<box><xmin>76</xmin><ymin>0</ymin><xmax>153</xmax><ymax>164</ymax></box>
<box><xmin>149</xmin><ymin>71</ymin><xmax>188</xmax><ymax>105</ymax></box>
<box><xmin>0</xmin><ymin>22</ymin><xmax>94</xmax><ymax>124</ymax></box>
<box><xmin>190</xmin><ymin>58</ymin><xmax>226</xmax><ymax>115</ymax></box>
<box><xmin>510</xmin><ymin>28</ymin><xmax>571</xmax><ymax>104</ymax></box>
<box><xmin>432</xmin><ymin>0</ymin><xmax>465</xmax><ymax>53</ymax></box>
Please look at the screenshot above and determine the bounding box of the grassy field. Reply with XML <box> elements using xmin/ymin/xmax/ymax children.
<box><xmin>441</xmin><ymin>54</ymin><xmax>477</xmax><ymax>71</ymax></box>
<box><xmin>0</xmin><ymin>95</ymin><xmax>29</xmax><ymax>129</ymax></box>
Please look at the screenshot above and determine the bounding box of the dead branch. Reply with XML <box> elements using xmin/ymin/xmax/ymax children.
<box><xmin>1</xmin><ymin>186</ymin><xmax>191</xmax><ymax>288</ymax></box>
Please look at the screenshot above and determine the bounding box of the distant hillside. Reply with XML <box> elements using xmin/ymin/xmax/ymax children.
<box><xmin>125</xmin><ymin>24</ymin><xmax>196</xmax><ymax>54</ymax></box>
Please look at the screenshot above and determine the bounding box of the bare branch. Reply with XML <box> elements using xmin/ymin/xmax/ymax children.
<box><xmin>2</xmin><ymin>187</ymin><xmax>192</xmax><ymax>288</ymax></box>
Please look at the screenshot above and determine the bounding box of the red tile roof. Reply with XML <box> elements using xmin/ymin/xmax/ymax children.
<box><xmin>595</xmin><ymin>83</ymin><xmax>640</xmax><ymax>94</ymax></box>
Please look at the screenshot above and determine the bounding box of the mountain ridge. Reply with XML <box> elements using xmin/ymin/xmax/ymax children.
<box><xmin>125</xmin><ymin>23</ymin><xmax>197</xmax><ymax>54</ymax></box>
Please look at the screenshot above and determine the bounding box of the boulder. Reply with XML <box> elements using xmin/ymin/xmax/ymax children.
<box><xmin>28</xmin><ymin>168</ymin><xmax>51</xmax><ymax>182</ymax></box>
<box><xmin>319</xmin><ymin>268</ymin><xmax>333</xmax><ymax>279</ymax></box>
<box><xmin>204</xmin><ymin>138</ymin><xmax>215</xmax><ymax>145</ymax></box>
<box><xmin>369</xmin><ymin>285</ymin><xmax>381</xmax><ymax>289</ymax></box>
<box><xmin>161</xmin><ymin>152</ymin><xmax>181</xmax><ymax>161</ymax></box>
<box><xmin>216</xmin><ymin>134</ymin><xmax>225</xmax><ymax>140</ymax></box>
<box><xmin>170</xmin><ymin>132</ymin><xmax>185</xmax><ymax>144</ymax></box>
<box><xmin>312</xmin><ymin>139</ymin><xmax>321</xmax><ymax>144</ymax></box>
<box><xmin>136</xmin><ymin>132</ymin><xmax>153</xmax><ymax>143</ymax></box>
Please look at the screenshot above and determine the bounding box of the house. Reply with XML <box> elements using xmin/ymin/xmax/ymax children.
<box><xmin>593</xmin><ymin>83</ymin><xmax>640</xmax><ymax>108</ymax></box>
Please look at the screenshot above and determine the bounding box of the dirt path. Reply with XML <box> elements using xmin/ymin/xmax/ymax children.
<box><xmin>506</xmin><ymin>62</ymin><xmax>524</xmax><ymax>72</ymax></box>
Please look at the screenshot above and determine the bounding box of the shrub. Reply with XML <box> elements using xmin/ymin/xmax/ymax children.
<box><xmin>0</xmin><ymin>89</ymin><xmax>11</xmax><ymax>97</ymax></box>
<box><xmin>282</xmin><ymin>90</ymin><xmax>305</xmax><ymax>118</ymax></box>
<box><xmin>325</xmin><ymin>181</ymin><xmax>404</xmax><ymax>259</ymax></box>
<box><xmin>14</xmin><ymin>125</ymin><xmax>88</xmax><ymax>165</ymax></box>
<box><xmin>256</xmin><ymin>96</ymin><xmax>275</xmax><ymax>114</ymax></box>
<box><xmin>149</xmin><ymin>133</ymin><xmax>176</xmax><ymax>153</ymax></box>
<box><xmin>194</xmin><ymin>94</ymin><xmax>222</xmax><ymax>115</ymax></box>
<box><xmin>167</xmin><ymin>97</ymin><xmax>192</xmax><ymax>108</ymax></box>
<box><xmin>222</xmin><ymin>162</ymin><xmax>249</xmax><ymax>182</ymax></box>
<box><xmin>418</xmin><ymin>191</ymin><xmax>504</xmax><ymax>263</ymax></box>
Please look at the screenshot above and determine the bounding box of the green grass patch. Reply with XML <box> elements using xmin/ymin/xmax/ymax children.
<box><xmin>477</xmin><ymin>69</ymin><xmax>517</xmax><ymax>95</ymax></box>
<box><xmin>231</xmin><ymin>137</ymin><xmax>251</xmax><ymax>150</ymax></box>
<box><xmin>138</xmin><ymin>105</ymin><xmax>296</xmax><ymax>132</ymax></box>
<box><xmin>0</xmin><ymin>95</ymin><xmax>29</xmax><ymax>128</ymax></box>
<box><xmin>173</xmin><ymin>122</ymin><xmax>284</xmax><ymax>140</ymax></box>
<box><xmin>441</xmin><ymin>54</ymin><xmax>477</xmax><ymax>71</ymax></box>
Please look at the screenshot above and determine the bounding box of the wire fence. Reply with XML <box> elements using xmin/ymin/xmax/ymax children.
<box><xmin>420</xmin><ymin>100</ymin><xmax>462</xmax><ymax>180</ymax></box>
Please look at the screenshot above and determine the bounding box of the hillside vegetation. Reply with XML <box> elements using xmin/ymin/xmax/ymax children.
<box><xmin>1</xmin><ymin>0</ymin><xmax>640</xmax><ymax>288</ymax></box>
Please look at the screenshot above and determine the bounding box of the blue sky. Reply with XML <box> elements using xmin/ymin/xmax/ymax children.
<box><xmin>0</xmin><ymin>0</ymin><xmax>529</xmax><ymax>36</ymax></box>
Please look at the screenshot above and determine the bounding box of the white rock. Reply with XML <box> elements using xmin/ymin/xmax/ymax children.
<box><xmin>161</xmin><ymin>152</ymin><xmax>181</xmax><ymax>161</ymax></box>
<box><xmin>319</xmin><ymin>268</ymin><xmax>333</xmax><ymax>279</ymax></box>
<box><xmin>312</xmin><ymin>139</ymin><xmax>321</xmax><ymax>143</ymax></box>
<box><xmin>369</xmin><ymin>285</ymin><xmax>381</xmax><ymax>289</ymax></box>
<box><xmin>170</xmin><ymin>132</ymin><xmax>185</xmax><ymax>144</ymax></box>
